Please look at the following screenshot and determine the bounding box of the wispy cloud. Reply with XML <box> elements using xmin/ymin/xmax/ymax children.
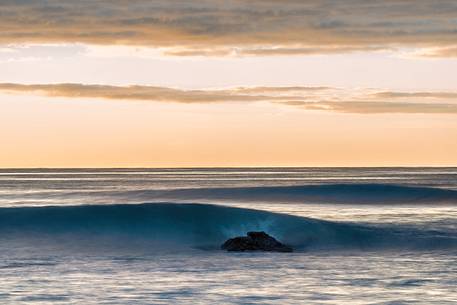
<box><xmin>1</xmin><ymin>83</ymin><xmax>457</xmax><ymax>114</ymax></box>
<box><xmin>0</xmin><ymin>83</ymin><xmax>324</xmax><ymax>103</ymax></box>
<box><xmin>373</xmin><ymin>92</ymin><xmax>457</xmax><ymax>99</ymax></box>
<box><xmin>286</xmin><ymin>101</ymin><xmax>457</xmax><ymax>114</ymax></box>
<box><xmin>1</xmin><ymin>1</ymin><xmax>457</xmax><ymax>56</ymax></box>
<box><xmin>414</xmin><ymin>47</ymin><xmax>457</xmax><ymax>58</ymax></box>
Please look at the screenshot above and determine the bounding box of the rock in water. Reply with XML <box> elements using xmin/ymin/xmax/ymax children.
<box><xmin>221</xmin><ymin>231</ymin><xmax>293</xmax><ymax>252</ymax></box>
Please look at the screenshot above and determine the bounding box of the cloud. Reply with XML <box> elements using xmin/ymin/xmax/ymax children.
<box><xmin>1</xmin><ymin>83</ymin><xmax>457</xmax><ymax>114</ymax></box>
<box><xmin>1</xmin><ymin>1</ymin><xmax>457</xmax><ymax>56</ymax></box>
<box><xmin>164</xmin><ymin>46</ymin><xmax>389</xmax><ymax>57</ymax></box>
<box><xmin>373</xmin><ymin>92</ymin><xmax>457</xmax><ymax>99</ymax></box>
<box><xmin>414</xmin><ymin>47</ymin><xmax>457</xmax><ymax>58</ymax></box>
<box><xmin>286</xmin><ymin>101</ymin><xmax>457</xmax><ymax>114</ymax></box>
<box><xmin>0</xmin><ymin>83</ymin><xmax>319</xmax><ymax>103</ymax></box>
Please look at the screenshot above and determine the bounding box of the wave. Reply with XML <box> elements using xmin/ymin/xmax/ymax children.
<box><xmin>114</xmin><ymin>184</ymin><xmax>457</xmax><ymax>204</ymax></box>
<box><xmin>0</xmin><ymin>203</ymin><xmax>455</xmax><ymax>253</ymax></box>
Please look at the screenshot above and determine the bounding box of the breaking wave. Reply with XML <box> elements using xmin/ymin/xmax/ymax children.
<box><xmin>0</xmin><ymin>203</ymin><xmax>455</xmax><ymax>253</ymax></box>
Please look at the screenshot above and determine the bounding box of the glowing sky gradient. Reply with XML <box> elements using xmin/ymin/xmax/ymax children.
<box><xmin>1</xmin><ymin>1</ymin><xmax>456</xmax><ymax>167</ymax></box>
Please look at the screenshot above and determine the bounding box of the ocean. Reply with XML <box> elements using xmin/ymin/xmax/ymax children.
<box><xmin>0</xmin><ymin>168</ymin><xmax>456</xmax><ymax>304</ymax></box>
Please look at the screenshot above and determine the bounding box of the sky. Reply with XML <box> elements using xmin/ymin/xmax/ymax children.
<box><xmin>1</xmin><ymin>0</ymin><xmax>457</xmax><ymax>167</ymax></box>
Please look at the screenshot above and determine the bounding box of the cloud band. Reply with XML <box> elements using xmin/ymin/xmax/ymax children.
<box><xmin>1</xmin><ymin>1</ymin><xmax>457</xmax><ymax>56</ymax></box>
<box><xmin>1</xmin><ymin>83</ymin><xmax>457</xmax><ymax>114</ymax></box>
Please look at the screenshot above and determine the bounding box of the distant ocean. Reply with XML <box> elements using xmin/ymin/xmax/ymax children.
<box><xmin>1</xmin><ymin>168</ymin><xmax>456</xmax><ymax>304</ymax></box>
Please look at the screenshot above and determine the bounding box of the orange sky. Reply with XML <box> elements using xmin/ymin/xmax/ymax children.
<box><xmin>1</xmin><ymin>93</ymin><xmax>456</xmax><ymax>168</ymax></box>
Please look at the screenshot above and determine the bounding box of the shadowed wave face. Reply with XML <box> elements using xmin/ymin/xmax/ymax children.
<box><xmin>0</xmin><ymin>203</ymin><xmax>455</xmax><ymax>254</ymax></box>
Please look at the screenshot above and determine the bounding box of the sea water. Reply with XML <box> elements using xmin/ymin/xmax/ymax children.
<box><xmin>0</xmin><ymin>168</ymin><xmax>456</xmax><ymax>304</ymax></box>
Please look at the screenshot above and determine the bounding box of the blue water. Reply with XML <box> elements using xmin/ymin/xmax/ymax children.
<box><xmin>0</xmin><ymin>168</ymin><xmax>456</xmax><ymax>304</ymax></box>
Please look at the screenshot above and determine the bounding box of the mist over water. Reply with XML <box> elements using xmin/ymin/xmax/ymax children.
<box><xmin>1</xmin><ymin>168</ymin><xmax>456</xmax><ymax>304</ymax></box>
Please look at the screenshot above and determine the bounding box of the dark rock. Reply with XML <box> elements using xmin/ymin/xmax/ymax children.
<box><xmin>221</xmin><ymin>231</ymin><xmax>293</xmax><ymax>252</ymax></box>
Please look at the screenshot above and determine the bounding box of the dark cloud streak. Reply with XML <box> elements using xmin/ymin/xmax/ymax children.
<box><xmin>1</xmin><ymin>0</ymin><xmax>457</xmax><ymax>56</ymax></box>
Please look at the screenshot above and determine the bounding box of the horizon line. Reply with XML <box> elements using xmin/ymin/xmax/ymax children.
<box><xmin>1</xmin><ymin>166</ymin><xmax>456</xmax><ymax>170</ymax></box>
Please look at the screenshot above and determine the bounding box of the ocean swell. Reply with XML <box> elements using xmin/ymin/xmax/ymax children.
<box><xmin>0</xmin><ymin>203</ymin><xmax>455</xmax><ymax>253</ymax></box>
<box><xmin>111</xmin><ymin>183</ymin><xmax>457</xmax><ymax>205</ymax></box>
